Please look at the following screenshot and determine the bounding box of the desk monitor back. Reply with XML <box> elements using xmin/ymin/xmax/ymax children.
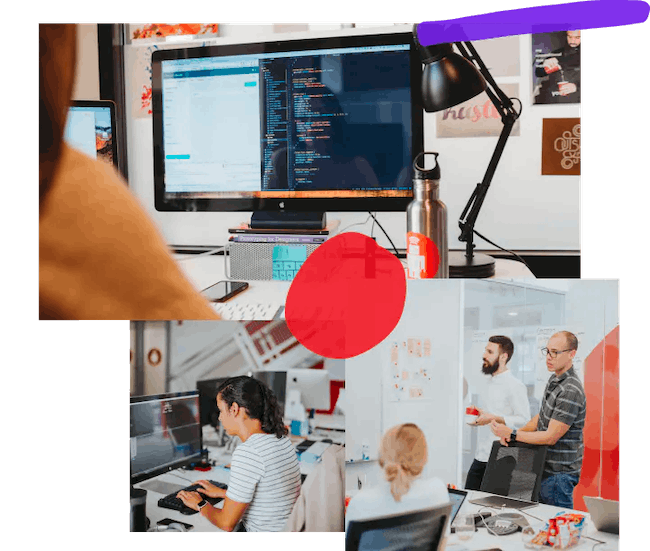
<box><xmin>584</xmin><ymin>496</ymin><xmax>619</xmax><ymax>534</ymax></box>
<box><xmin>130</xmin><ymin>391</ymin><xmax>203</xmax><ymax>484</ymax></box>
<box><xmin>287</xmin><ymin>368</ymin><xmax>330</xmax><ymax>410</ymax></box>
<box><xmin>196</xmin><ymin>378</ymin><xmax>230</xmax><ymax>428</ymax></box>
<box><xmin>252</xmin><ymin>370</ymin><xmax>287</xmax><ymax>413</ymax></box>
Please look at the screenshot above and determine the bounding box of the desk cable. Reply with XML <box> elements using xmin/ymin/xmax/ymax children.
<box><xmin>471</xmin><ymin>229</ymin><xmax>533</xmax><ymax>272</ymax></box>
<box><xmin>176</xmin><ymin>247</ymin><xmax>224</xmax><ymax>261</ymax></box>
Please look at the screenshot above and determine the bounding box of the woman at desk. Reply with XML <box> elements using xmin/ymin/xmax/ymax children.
<box><xmin>345</xmin><ymin>423</ymin><xmax>449</xmax><ymax>530</ymax></box>
<box><xmin>177</xmin><ymin>376</ymin><xmax>301</xmax><ymax>531</ymax></box>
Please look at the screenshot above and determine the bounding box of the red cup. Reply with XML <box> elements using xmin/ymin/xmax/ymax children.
<box><xmin>466</xmin><ymin>406</ymin><xmax>479</xmax><ymax>424</ymax></box>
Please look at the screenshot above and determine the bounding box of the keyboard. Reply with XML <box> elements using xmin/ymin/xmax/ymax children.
<box><xmin>158</xmin><ymin>480</ymin><xmax>228</xmax><ymax>516</ymax></box>
<box><xmin>212</xmin><ymin>301</ymin><xmax>284</xmax><ymax>320</ymax></box>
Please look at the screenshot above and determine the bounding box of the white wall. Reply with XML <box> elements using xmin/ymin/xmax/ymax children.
<box><xmin>346</xmin><ymin>280</ymin><xmax>463</xmax><ymax>490</ymax></box>
<box><xmin>72</xmin><ymin>24</ymin><xmax>100</xmax><ymax>101</ymax></box>
<box><xmin>121</xmin><ymin>24</ymin><xmax>579</xmax><ymax>252</ymax></box>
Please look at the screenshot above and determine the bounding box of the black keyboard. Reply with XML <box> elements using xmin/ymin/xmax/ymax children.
<box><xmin>158</xmin><ymin>480</ymin><xmax>228</xmax><ymax>516</ymax></box>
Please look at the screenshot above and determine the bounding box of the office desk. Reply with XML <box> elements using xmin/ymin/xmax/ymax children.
<box><xmin>135</xmin><ymin>438</ymin><xmax>340</xmax><ymax>532</ymax></box>
<box><xmin>176</xmin><ymin>254</ymin><xmax>534</xmax><ymax>320</ymax></box>
<box><xmin>446</xmin><ymin>490</ymin><xmax>618</xmax><ymax>551</ymax></box>
<box><xmin>135</xmin><ymin>461</ymin><xmax>231</xmax><ymax>532</ymax></box>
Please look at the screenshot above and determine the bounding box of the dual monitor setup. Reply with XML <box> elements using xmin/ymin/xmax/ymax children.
<box><xmin>130</xmin><ymin>369</ymin><xmax>330</xmax><ymax>486</ymax></box>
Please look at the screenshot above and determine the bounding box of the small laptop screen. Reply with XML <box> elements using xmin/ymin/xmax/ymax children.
<box><xmin>448</xmin><ymin>488</ymin><xmax>467</xmax><ymax>523</ymax></box>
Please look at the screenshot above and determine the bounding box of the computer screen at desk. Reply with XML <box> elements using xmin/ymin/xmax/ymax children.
<box><xmin>65</xmin><ymin>100</ymin><xmax>117</xmax><ymax>168</ymax></box>
<box><xmin>130</xmin><ymin>391</ymin><xmax>203</xmax><ymax>484</ymax></box>
<box><xmin>152</xmin><ymin>31</ymin><xmax>422</xmax><ymax>214</ymax></box>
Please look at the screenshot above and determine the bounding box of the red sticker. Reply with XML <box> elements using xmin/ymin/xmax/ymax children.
<box><xmin>286</xmin><ymin>233</ymin><xmax>406</xmax><ymax>359</ymax></box>
<box><xmin>406</xmin><ymin>232</ymin><xmax>440</xmax><ymax>279</ymax></box>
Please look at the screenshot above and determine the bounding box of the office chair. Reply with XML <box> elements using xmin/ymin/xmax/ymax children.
<box><xmin>345</xmin><ymin>503</ymin><xmax>452</xmax><ymax>551</ymax></box>
<box><xmin>480</xmin><ymin>440</ymin><xmax>547</xmax><ymax>502</ymax></box>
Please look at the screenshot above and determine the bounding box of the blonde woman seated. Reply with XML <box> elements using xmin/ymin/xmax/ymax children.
<box><xmin>345</xmin><ymin>423</ymin><xmax>449</xmax><ymax>530</ymax></box>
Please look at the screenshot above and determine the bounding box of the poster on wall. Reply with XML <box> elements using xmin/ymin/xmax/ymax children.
<box><xmin>435</xmin><ymin>83</ymin><xmax>521</xmax><ymax>138</ymax></box>
<box><xmin>472</xmin><ymin>35</ymin><xmax>520</xmax><ymax>77</ymax></box>
<box><xmin>387</xmin><ymin>339</ymin><xmax>434</xmax><ymax>401</ymax></box>
<box><xmin>129</xmin><ymin>24</ymin><xmax>219</xmax><ymax>42</ymax></box>
<box><xmin>542</xmin><ymin>118</ymin><xmax>580</xmax><ymax>175</ymax></box>
<box><xmin>532</xmin><ymin>30</ymin><xmax>581</xmax><ymax>105</ymax></box>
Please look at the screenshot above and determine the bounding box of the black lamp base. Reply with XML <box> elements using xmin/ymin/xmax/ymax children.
<box><xmin>449</xmin><ymin>251</ymin><xmax>496</xmax><ymax>278</ymax></box>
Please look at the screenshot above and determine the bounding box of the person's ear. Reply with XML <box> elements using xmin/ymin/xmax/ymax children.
<box><xmin>569</xmin><ymin>349</ymin><xmax>577</xmax><ymax>360</ymax></box>
<box><xmin>230</xmin><ymin>402</ymin><xmax>240</xmax><ymax>417</ymax></box>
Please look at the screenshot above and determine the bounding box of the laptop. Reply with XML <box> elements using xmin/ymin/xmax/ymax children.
<box><xmin>584</xmin><ymin>496</ymin><xmax>619</xmax><ymax>534</ymax></box>
<box><xmin>448</xmin><ymin>488</ymin><xmax>468</xmax><ymax>524</ymax></box>
<box><xmin>469</xmin><ymin>494</ymin><xmax>538</xmax><ymax>510</ymax></box>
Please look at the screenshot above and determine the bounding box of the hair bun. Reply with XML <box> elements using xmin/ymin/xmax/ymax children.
<box><xmin>384</xmin><ymin>462</ymin><xmax>400</xmax><ymax>481</ymax></box>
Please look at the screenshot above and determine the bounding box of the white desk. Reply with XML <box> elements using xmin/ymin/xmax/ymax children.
<box><xmin>135</xmin><ymin>437</ymin><xmax>340</xmax><ymax>532</ymax></box>
<box><xmin>446</xmin><ymin>490</ymin><xmax>619</xmax><ymax>551</ymax></box>
<box><xmin>175</xmin><ymin>253</ymin><xmax>534</xmax><ymax>320</ymax></box>
<box><xmin>135</xmin><ymin>459</ymin><xmax>231</xmax><ymax>532</ymax></box>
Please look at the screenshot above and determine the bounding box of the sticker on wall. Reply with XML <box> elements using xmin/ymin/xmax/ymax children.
<box><xmin>388</xmin><ymin>337</ymin><xmax>434</xmax><ymax>402</ymax></box>
<box><xmin>532</xmin><ymin>30</ymin><xmax>581</xmax><ymax>105</ymax></box>
<box><xmin>542</xmin><ymin>118</ymin><xmax>581</xmax><ymax>175</ymax></box>
<box><xmin>423</xmin><ymin>338</ymin><xmax>431</xmax><ymax>357</ymax></box>
<box><xmin>436</xmin><ymin>83</ymin><xmax>521</xmax><ymax>138</ymax></box>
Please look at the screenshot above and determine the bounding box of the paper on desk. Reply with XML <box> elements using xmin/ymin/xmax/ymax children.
<box><xmin>140</xmin><ymin>480</ymin><xmax>186</xmax><ymax>495</ymax></box>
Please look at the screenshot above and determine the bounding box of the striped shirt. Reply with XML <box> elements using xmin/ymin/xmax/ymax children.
<box><xmin>226</xmin><ymin>433</ymin><xmax>301</xmax><ymax>532</ymax></box>
<box><xmin>537</xmin><ymin>366</ymin><xmax>586</xmax><ymax>475</ymax></box>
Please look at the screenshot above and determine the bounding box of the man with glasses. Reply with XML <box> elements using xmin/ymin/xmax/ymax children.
<box><xmin>490</xmin><ymin>331</ymin><xmax>586</xmax><ymax>508</ymax></box>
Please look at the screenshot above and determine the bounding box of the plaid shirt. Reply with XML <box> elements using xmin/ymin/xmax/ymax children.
<box><xmin>537</xmin><ymin>366</ymin><xmax>586</xmax><ymax>475</ymax></box>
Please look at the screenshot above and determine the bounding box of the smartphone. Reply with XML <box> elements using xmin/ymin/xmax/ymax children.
<box><xmin>201</xmin><ymin>280</ymin><xmax>249</xmax><ymax>302</ymax></box>
<box><xmin>157</xmin><ymin>518</ymin><xmax>193</xmax><ymax>531</ymax></box>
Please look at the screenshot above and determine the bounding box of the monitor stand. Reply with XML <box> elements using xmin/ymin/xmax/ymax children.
<box><xmin>250</xmin><ymin>211</ymin><xmax>326</xmax><ymax>231</ymax></box>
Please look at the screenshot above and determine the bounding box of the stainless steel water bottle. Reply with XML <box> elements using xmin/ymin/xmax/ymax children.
<box><xmin>406</xmin><ymin>152</ymin><xmax>448</xmax><ymax>279</ymax></box>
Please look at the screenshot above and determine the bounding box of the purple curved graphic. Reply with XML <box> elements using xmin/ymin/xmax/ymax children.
<box><xmin>417</xmin><ymin>1</ymin><xmax>649</xmax><ymax>45</ymax></box>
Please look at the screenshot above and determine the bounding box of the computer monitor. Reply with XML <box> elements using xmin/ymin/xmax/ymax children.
<box><xmin>130</xmin><ymin>391</ymin><xmax>203</xmax><ymax>485</ymax></box>
<box><xmin>152</xmin><ymin>31</ymin><xmax>423</xmax><ymax>229</ymax></box>
<box><xmin>65</xmin><ymin>100</ymin><xmax>118</xmax><ymax>168</ymax></box>
<box><xmin>252</xmin><ymin>371</ymin><xmax>287</xmax><ymax>413</ymax></box>
<box><xmin>196</xmin><ymin>378</ymin><xmax>229</xmax><ymax>429</ymax></box>
<box><xmin>286</xmin><ymin>368</ymin><xmax>330</xmax><ymax>410</ymax></box>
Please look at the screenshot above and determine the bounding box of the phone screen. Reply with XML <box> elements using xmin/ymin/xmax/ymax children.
<box><xmin>201</xmin><ymin>281</ymin><xmax>248</xmax><ymax>302</ymax></box>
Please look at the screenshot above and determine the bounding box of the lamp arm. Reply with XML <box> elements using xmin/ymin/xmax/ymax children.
<box><xmin>453</xmin><ymin>41</ymin><xmax>521</xmax><ymax>258</ymax></box>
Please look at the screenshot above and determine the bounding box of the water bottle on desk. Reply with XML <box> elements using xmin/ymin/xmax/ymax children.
<box><xmin>406</xmin><ymin>152</ymin><xmax>448</xmax><ymax>279</ymax></box>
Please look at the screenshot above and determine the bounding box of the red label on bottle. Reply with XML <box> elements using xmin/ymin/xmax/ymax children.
<box><xmin>406</xmin><ymin>232</ymin><xmax>440</xmax><ymax>279</ymax></box>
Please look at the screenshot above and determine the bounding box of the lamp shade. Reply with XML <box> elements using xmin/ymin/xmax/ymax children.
<box><xmin>421</xmin><ymin>50</ymin><xmax>487</xmax><ymax>113</ymax></box>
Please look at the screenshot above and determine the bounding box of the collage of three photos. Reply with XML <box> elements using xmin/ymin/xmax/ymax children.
<box><xmin>36</xmin><ymin>14</ymin><xmax>638</xmax><ymax>549</ymax></box>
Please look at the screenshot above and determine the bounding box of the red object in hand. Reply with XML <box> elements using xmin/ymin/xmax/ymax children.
<box><xmin>466</xmin><ymin>406</ymin><xmax>479</xmax><ymax>416</ymax></box>
<box><xmin>544</xmin><ymin>64</ymin><xmax>561</xmax><ymax>74</ymax></box>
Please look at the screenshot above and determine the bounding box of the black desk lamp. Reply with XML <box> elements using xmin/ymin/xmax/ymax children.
<box><xmin>413</xmin><ymin>24</ymin><xmax>522</xmax><ymax>278</ymax></box>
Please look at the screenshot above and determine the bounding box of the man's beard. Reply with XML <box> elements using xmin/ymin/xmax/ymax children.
<box><xmin>482</xmin><ymin>358</ymin><xmax>499</xmax><ymax>375</ymax></box>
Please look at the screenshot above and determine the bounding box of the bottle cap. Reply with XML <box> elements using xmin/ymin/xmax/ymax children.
<box><xmin>413</xmin><ymin>152</ymin><xmax>441</xmax><ymax>180</ymax></box>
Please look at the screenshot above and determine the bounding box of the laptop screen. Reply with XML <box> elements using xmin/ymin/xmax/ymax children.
<box><xmin>448</xmin><ymin>488</ymin><xmax>468</xmax><ymax>524</ymax></box>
